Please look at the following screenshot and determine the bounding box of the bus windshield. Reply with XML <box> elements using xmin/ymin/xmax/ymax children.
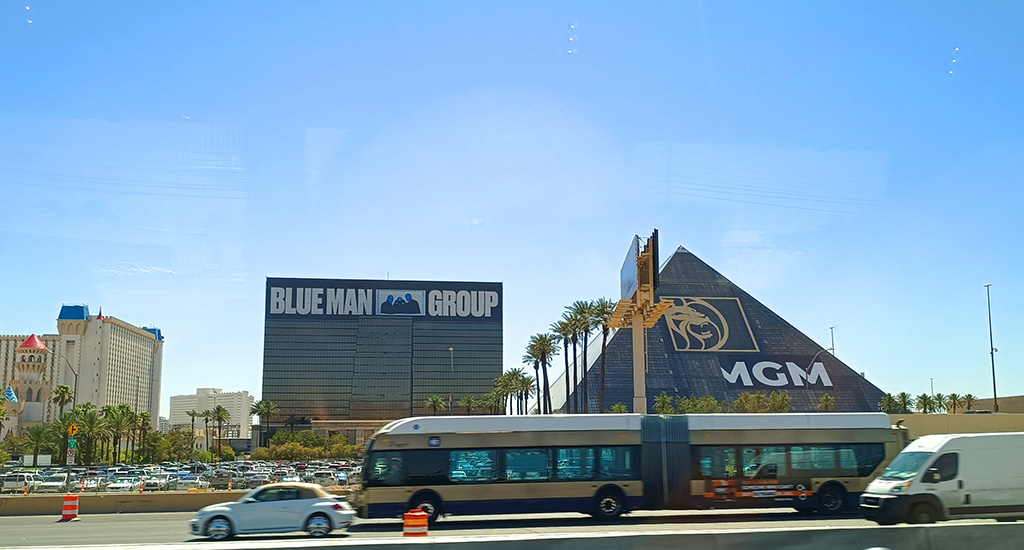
<box><xmin>878</xmin><ymin>451</ymin><xmax>933</xmax><ymax>481</ymax></box>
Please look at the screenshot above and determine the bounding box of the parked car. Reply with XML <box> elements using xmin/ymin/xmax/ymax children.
<box><xmin>246</xmin><ymin>474</ymin><xmax>272</xmax><ymax>489</ymax></box>
<box><xmin>189</xmin><ymin>482</ymin><xmax>354</xmax><ymax>540</ymax></box>
<box><xmin>80</xmin><ymin>476</ymin><xmax>108</xmax><ymax>492</ymax></box>
<box><xmin>178</xmin><ymin>475</ymin><xmax>211</xmax><ymax>490</ymax></box>
<box><xmin>143</xmin><ymin>474</ymin><xmax>177</xmax><ymax>491</ymax></box>
<box><xmin>2</xmin><ymin>472</ymin><xmax>42</xmax><ymax>493</ymax></box>
<box><xmin>37</xmin><ymin>473</ymin><xmax>78</xmax><ymax>493</ymax></box>
<box><xmin>311</xmin><ymin>471</ymin><xmax>337</xmax><ymax>486</ymax></box>
<box><xmin>107</xmin><ymin>477</ymin><xmax>144</xmax><ymax>492</ymax></box>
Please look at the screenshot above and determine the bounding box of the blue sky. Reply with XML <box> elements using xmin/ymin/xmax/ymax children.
<box><xmin>2</xmin><ymin>2</ymin><xmax>1022</xmax><ymax>416</ymax></box>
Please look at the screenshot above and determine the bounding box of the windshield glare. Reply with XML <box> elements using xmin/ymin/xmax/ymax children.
<box><xmin>879</xmin><ymin>451</ymin><xmax>933</xmax><ymax>481</ymax></box>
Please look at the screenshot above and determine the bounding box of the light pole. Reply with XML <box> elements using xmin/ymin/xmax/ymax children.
<box><xmin>56</xmin><ymin>350</ymin><xmax>79</xmax><ymax>466</ymax></box>
<box><xmin>984</xmin><ymin>284</ymin><xmax>999</xmax><ymax>413</ymax></box>
<box><xmin>448</xmin><ymin>347</ymin><xmax>454</xmax><ymax>415</ymax></box>
<box><xmin>829</xmin><ymin>326</ymin><xmax>835</xmax><ymax>355</ymax></box>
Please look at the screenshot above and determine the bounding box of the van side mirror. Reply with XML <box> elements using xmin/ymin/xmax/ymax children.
<box><xmin>924</xmin><ymin>468</ymin><xmax>940</xmax><ymax>483</ymax></box>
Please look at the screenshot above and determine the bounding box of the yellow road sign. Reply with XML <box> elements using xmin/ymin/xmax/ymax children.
<box><xmin>68</xmin><ymin>423</ymin><xmax>79</xmax><ymax>436</ymax></box>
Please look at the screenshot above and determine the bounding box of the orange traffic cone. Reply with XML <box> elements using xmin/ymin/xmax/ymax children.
<box><xmin>403</xmin><ymin>508</ymin><xmax>429</xmax><ymax>537</ymax></box>
<box><xmin>61</xmin><ymin>493</ymin><xmax>80</xmax><ymax>521</ymax></box>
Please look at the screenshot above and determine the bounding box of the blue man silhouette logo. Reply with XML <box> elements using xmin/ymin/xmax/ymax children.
<box><xmin>378</xmin><ymin>291</ymin><xmax>423</xmax><ymax>315</ymax></box>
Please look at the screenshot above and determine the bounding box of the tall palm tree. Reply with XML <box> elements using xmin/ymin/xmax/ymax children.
<box><xmin>459</xmin><ymin>395</ymin><xmax>479</xmax><ymax>414</ymax></box>
<box><xmin>914</xmin><ymin>393</ymin><xmax>934</xmax><ymax>414</ymax></box>
<box><xmin>962</xmin><ymin>394</ymin><xmax>978</xmax><ymax>411</ymax></box>
<box><xmin>202</xmin><ymin>410</ymin><xmax>213</xmax><ymax>452</ymax></box>
<box><xmin>933</xmin><ymin>393</ymin><xmax>948</xmax><ymax>414</ymax></box>
<box><xmin>425</xmin><ymin>395</ymin><xmax>447</xmax><ymax>415</ymax></box>
<box><xmin>210</xmin><ymin>405</ymin><xmax>230</xmax><ymax>461</ymax></box>
<box><xmin>529</xmin><ymin>333</ymin><xmax>558</xmax><ymax>414</ymax></box>
<box><xmin>481</xmin><ymin>391</ymin><xmax>503</xmax><ymax>414</ymax></box>
<box><xmin>550</xmin><ymin>320</ymin><xmax>573</xmax><ymax>413</ymax></box>
<box><xmin>186</xmin><ymin>409</ymin><xmax>200</xmax><ymax>452</ymax></box>
<box><xmin>79</xmin><ymin>409</ymin><xmax>105</xmax><ymax>465</ymax></box>
<box><xmin>522</xmin><ymin>351</ymin><xmax>542</xmax><ymax>414</ymax></box>
<box><xmin>135</xmin><ymin>412</ymin><xmax>151</xmax><ymax>463</ymax></box>
<box><xmin>517</xmin><ymin>372</ymin><xmax>536</xmax><ymax>415</ymax></box>
<box><xmin>100</xmin><ymin>404</ymin><xmax>118</xmax><ymax>462</ymax></box>
<box><xmin>569</xmin><ymin>300</ymin><xmax>596</xmax><ymax>414</ymax></box>
<box><xmin>895</xmin><ymin>392</ymin><xmax>913</xmax><ymax>414</ymax></box>
<box><xmin>560</xmin><ymin>310</ymin><xmax>584</xmax><ymax>414</ymax></box>
<box><xmin>878</xmin><ymin>393</ymin><xmax>897</xmax><ymax>414</ymax></box>
<box><xmin>249</xmin><ymin>400</ymin><xmax>279</xmax><ymax>448</ymax></box>
<box><xmin>592</xmin><ymin>298</ymin><xmax>616</xmax><ymax>413</ymax></box>
<box><xmin>947</xmin><ymin>393</ymin><xmax>964</xmax><ymax>414</ymax></box>
<box><xmin>52</xmin><ymin>385</ymin><xmax>74</xmax><ymax>417</ymax></box>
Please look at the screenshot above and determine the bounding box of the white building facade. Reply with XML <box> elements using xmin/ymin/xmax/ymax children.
<box><xmin>0</xmin><ymin>304</ymin><xmax>163</xmax><ymax>437</ymax></box>
<box><xmin>169</xmin><ymin>388</ymin><xmax>254</xmax><ymax>447</ymax></box>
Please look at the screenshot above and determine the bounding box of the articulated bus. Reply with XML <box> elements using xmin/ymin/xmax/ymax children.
<box><xmin>353</xmin><ymin>413</ymin><xmax>909</xmax><ymax>523</ymax></box>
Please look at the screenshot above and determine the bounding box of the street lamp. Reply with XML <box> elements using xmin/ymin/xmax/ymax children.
<box><xmin>56</xmin><ymin>349</ymin><xmax>79</xmax><ymax>466</ymax></box>
<box><xmin>984</xmin><ymin>284</ymin><xmax>999</xmax><ymax>413</ymax></box>
<box><xmin>448</xmin><ymin>347</ymin><xmax>454</xmax><ymax>415</ymax></box>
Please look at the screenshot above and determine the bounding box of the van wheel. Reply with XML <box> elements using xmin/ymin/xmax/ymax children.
<box><xmin>816</xmin><ymin>486</ymin><xmax>846</xmax><ymax>514</ymax></box>
<box><xmin>592</xmin><ymin>488</ymin><xmax>624</xmax><ymax>520</ymax></box>
<box><xmin>909</xmin><ymin>503</ymin><xmax>936</xmax><ymax>524</ymax></box>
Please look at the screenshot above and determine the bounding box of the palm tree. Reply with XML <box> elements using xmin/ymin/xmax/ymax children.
<box><xmin>186</xmin><ymin>409</ymin><xmax>200</xmax><ymax>452</ymax></box>
<box><xmin>136</xmin><ymin>412</ymin><xmax>151</xmax><ymax>463</ymax></box>
<box><xmin>963</xmin><ymin>394</ymin><xmax>978</xmax><ymax>411</ymax></box>
<box><xmin>895</xmin><ymin>392</ymin><xmax>913</xmax><ymax>414</ymax></box>
<box><xmin>947</xmin><ymin>393</ymin><xmax>964</xmax><ymax>414</ymax></box>
<box><xmin>527</xmin><ymin>333</ymin><xmax>558</xmax><ymax>414</ymax></box>
<box><xmin>550</xmin><ymin>320</ymin><xmax>573</xmax><ymax>413</ymax></box>
<box><xmin>523</xmin><ymin>351</ymin><xmax>543</xmax><ymax>414</ymax></box>
<box><xmin>915</xmin><ymin>393</ymin><xmax>934</xmax><ymax>414</ymax></box>
<box><xmin>250</xmin><ymin>400</ymin><xmax>278</xmax><ymax>448</ymax></box>
<box><xmin>100</xmin><ymin>404</ymin><xmax>118</xmax><ymax>462</ymax></box>
<box><xmin>79</xmin><ymin>409</ymin><xmax>105</xmax><ymax>465</ymax></box>
<box><xmin>459</xmin><ymin>395</ymin><xmax>479</xmax><ymax>414</ymax></box>
<box><xmin>878</xmin><ymin>393</ymin><xmax>897</xmax><ymax>414</ymax></box>
<box><xmin>481</xmin><ymin>391</ymin><xmax>503</xmax><ymax>414</ymax></box>
<box><xmin>609</xmin><ymin>402</ymin><xmax>628</xmax><ymax>413</ymax></box>
<box><xmin>202</xmin><ymin>410</ymin><xmax>213</xmax><ymax>451</ymax></box>
<box><xmin>592</xmin><ymin>298</ymin><xmax>616</xmax><ymax>413</ymax></box>
<box><xmin>561</xmin><ymin>310</ymin><xmax>584</xmax><ymax>414</ymax></box>
<box><xmin>52</xmin><ymin>385</ymin><xmax>74</xmax><ymax>416</ymax></box>
<box><xmin>516</xmin><ymin>372</ymin><xmax>536</xmax><ymax>415</ymax></box>
<box><xmin>653</xmin><ymin>391</ymin><xmax>675</xmax><ymax>414</ymax></box>
<box><xmin>933</xmin><ymin>393</ymin><xmax>948</xmax><ymax>414</ymax></box>
<box><xmin>48</xmin><ymin>411</ymin><xmax>75</xmax><ymax>465</ymax></box>
<box><xmin>25</xmin><ymin>424</ymin><xmax>52</xmax><ymax>467</ymax></box>
<box><xmin>817</xmin><ymin>393</ymin><xmax>837</xmax><ymax>411</ymax></box>
<box><xmin>425</xmin><ymin>395</ymin><xmax>447</xmax><ymax>415</ymax></box>
<box><xmin>210</xmin><ymin>405</ymin><xmax>230</xmax><ymax>461</ymax></box>
<box><xmin>569</xmin><ymin>300</ymin><xmax>596</xmax><ymax>414</ymax></box>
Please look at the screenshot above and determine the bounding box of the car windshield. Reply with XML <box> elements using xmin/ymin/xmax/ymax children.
<box><xmin>43</xmin><ymin>476</ymin><xmax>65</xmax><ymax>482</ymax></box>
<box><xmin>878</xmin><ymin>451</ymin><xmax>933</xmax><ymax>481</ymax></box>
<box><xmin>116</xmin><ymin>478</ymin><xmax>134</xmax><ymax>483</ymax></box>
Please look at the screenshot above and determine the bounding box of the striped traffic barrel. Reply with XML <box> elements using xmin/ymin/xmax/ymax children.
<box><xmin>61</xmin><ymin>493</ymin><xmax>79</xmax><ymax>521</ymax></box>
<box><xmin>403</xmin><ymin>508</ymin><xmax>429</xmax><ymax>537</ymax></box>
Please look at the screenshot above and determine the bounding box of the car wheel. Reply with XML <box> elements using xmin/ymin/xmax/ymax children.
<box><xmin>409</xmin><ymin>495</ymin><xmax>441</xmax><ymax>524</ymax></box>
<box><xmin>909</xmin><ymin>503</ymin><xmax>936</xmax><ymax>524</ymax></box>
<box><xmin>305</xmin><ymin>513</ymin><xmax>332</xmax><ymax>537</ymax></box>
<box><xmin>592</xmin><ymin>488</ymin><xmax>624</xmax><ymax>520</ymax></box>
<box><xmin>206</xmin><ymin>517</ymin><xmax>233</xmax><ymax>540</ymax></box>
<box><xmin>816</xmin><ymin>486</ymin><xmax>845</xmax><ymax>514</ymax></box>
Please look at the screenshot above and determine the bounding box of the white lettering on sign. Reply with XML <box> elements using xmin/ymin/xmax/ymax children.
<box><xmin>427</xmin><ymin>290</ymin><xmax>499</xmax><ymax>317</ymax></box>
<box><xmin>721</xmin><ymin>361</ymin><xmax>833</xmax><ymax>388</ymax></box>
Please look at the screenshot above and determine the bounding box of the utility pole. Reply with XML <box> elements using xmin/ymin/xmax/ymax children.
<box><xmin>984</xmin><ymin>284</ymin><xmax>999</xmax><ymax>413</ymax></box>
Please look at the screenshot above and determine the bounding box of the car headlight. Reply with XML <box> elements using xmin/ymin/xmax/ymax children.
<box><xmin>891</xmin><ymin>481</ymin><xmax>912</xmax><ymax>493</ymax></box>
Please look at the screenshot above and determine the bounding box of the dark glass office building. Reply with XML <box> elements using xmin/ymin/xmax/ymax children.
<box><xmin>262</xmin><ymin>278</ymin><xmax>502</xmax><ymax>422</ymax></box>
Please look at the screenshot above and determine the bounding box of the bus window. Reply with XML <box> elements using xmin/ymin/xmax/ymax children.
<box><xmin>742</xmin><ymin>446</ymin><xmax>787</xmax><ymax>478</ymax></box>
<box><xmin>367</xmin><ymin>452</ymin><xmax>405</xmax><ymax>486</ymax></box>
<box><xmin>851</xmin><ymin>443</ymin><xmax>886</xmax><ymax>477</ymax></box>
<box><xmin>791</xmin><ymin>446</ymin><xmax>837</xmax><ymax>474</ymax></box>
<box><xmin>697</xmin><ymin>447</ymin><xmax>736</xmax><ymax>479</ymax></box>
<box><xmin>597</xmin><ymin>447</ymin><xmax>638</xmax><ymax>480</ymax></box>
<box><xmin>503</xmin><ymin>448</ymin><xmax>550</xmax><ymax>481</ymax></box>
<box><xmin>557</xmin><ymin>448</ymin><xmax>595</xmax><ymax>480</ymax></box>
<box><xmin>450</xmin><ymin>450</ymin><xmax>497</xmax><ymax>483</ymax></box>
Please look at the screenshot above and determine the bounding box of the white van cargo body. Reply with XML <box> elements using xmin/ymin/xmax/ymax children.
<box><xmin>860</xmin><ymin>432</ymin><xmax>1024</xmax><ymax>524</ymax></box>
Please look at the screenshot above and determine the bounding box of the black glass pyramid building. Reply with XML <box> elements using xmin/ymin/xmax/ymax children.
<box><xmin>569</xmin><ymin>246</ymin><xmax>885</xmax><ymax>413</ymax></box>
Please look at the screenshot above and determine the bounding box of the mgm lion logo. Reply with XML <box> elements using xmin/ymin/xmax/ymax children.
<box><xmin>665</xmin><ymin>297</ymin><xmax>730</xmax><ymax>351</ymax></box>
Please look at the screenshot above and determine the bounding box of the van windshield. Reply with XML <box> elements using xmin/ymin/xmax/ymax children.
<box><xmin>879</xmin><ymin>451</ymin><xmax>933</xmax><ymax>480</ymax></box>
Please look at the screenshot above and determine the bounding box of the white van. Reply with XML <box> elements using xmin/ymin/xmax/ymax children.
<box><xmin>860</xmin><ymin>432</ymin><xmax>1024</xmax><ymax>524</ymax></box>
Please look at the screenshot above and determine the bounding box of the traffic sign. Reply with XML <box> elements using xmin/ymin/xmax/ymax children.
<box><xmin>68</xmin><ymin>438</ymin><xmax>77</xmax><ymax>449</ymax></box>
<box><xmin>68</xmin><ymin>423</ymin><xmax>79</xmax><ymax>436</ymax></box>
<box><xmin>66</xmin><ymin>448</ymin><xmax>76</xmax><ymax>465</ymax></box>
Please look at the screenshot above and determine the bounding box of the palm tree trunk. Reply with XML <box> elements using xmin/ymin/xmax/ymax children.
<box><xmin>571</xmin><ymin>338</ymin><xmax>579</xmax><ymax>414</ymax></box>
<box><xmin>600</xmin><ymin>327</ymin><xmax>609</xmax><ymax>412</ymax></box>
<box><xmin>563</xmin><ymin>341</ymin><xmax>571</xmax><ymax>413</ymax></box>
<box><xmin>541</xmin><ymin>361</ymin><xmax>552</xmax><ymax>414</ymax></box>
<box><xmin>581</xmin><ymin>333</ymin><xmax>590</xmax><ymax>413</ymax></box>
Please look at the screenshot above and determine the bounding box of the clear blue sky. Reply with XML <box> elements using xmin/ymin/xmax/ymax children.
<box><xmin>2</xmin><ymin>2</ymin><xmax>1022</xmax><ymax>417</ymax></box>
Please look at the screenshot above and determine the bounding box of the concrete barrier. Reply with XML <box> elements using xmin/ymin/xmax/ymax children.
<box><xmin>0</xmin><ymin>491</ymin><xmax>248</xmax><ymax>516</ymax></box>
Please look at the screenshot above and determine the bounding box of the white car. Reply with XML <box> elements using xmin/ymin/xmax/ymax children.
<box><xmin>189</xmin><ymin>482</ymin><xmax>354</xmax><ymax>540</ymax></box>
<box><xmin>178</xmin><ymin>475</ymin><xmax>210</xmax><ymax>490</ymax></box>
<box><xmin>37</xmin><ymin>474</ymin><xmax>77</xmax><ymax>493</ymax></box>
<box><xmin>107</xmin><ymin>477</ymin><xmax>143</xmax><ymax>492</ymax></box>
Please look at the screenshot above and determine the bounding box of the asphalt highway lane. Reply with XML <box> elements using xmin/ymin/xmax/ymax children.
<box><xmin>0</xmin><ymin>509</ymin><xmax>893</xmax><ymax>547</ymax></box>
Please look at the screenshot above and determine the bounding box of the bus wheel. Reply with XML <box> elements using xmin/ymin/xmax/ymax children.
<box><xmin>909</xmin><ymin>503</ymin><xmax>936</xmax><ymax>524</ymax></box>
<box><xmin>593</xmin><ymin>489</ymin><xmax>624</xmax><ymax>520</ymax></box>
<box><xmin>816</xmin><ymin>486</ymin><xmax>846</xmax><ymax>514</ymax></box>
<box><xmin>409</xmin><ymin>495</ymin><xmax>441</xmax><ymax>524</ymax></box>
